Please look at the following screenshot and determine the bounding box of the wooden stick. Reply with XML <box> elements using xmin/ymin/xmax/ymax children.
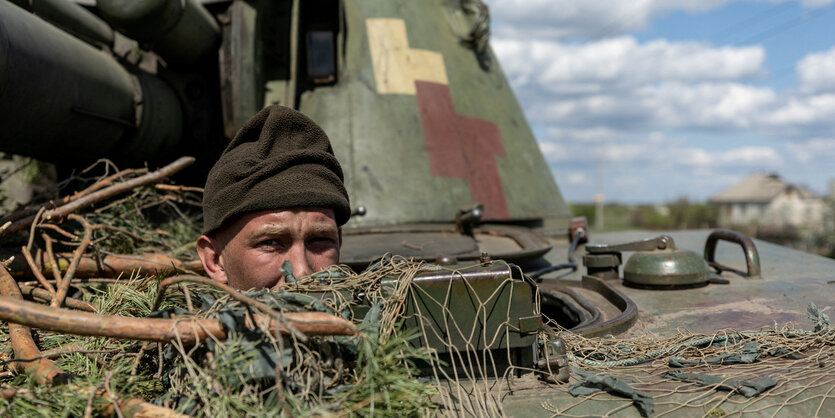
<box><xmin>153</xmin><ymin>275</ymin><xmax>307</xmax><ymax>343</ymax></box>
<box><xmin>154</xmin><ymin>184</ymin><xmax>204</xmax><ymax>193</ymax></box>
<box><xmin>41</xmin><ymin>233</ymin><xmax>64</xmax><ymax>286</ymax></box>
<box><xmin>19</xmin><ymin>284</ymin><xmax>95</xmax><ymax>312</ymax></box>
<box><xmin>0</xmin><ymin>266</ymin><xmax>68</xmax><ymax>384</ymax></box>
<box><xmin>51</xmin><ymin>214</ymin><xmax>93</xmax><ymax>308</ymax></box>
<box><xmin>7</xmin><ymin>251</ymin><xmax>204</xmax><ymax>279</ymax></box>
<box><xmin>0</xmin><ymin>295</ymin><xmax>358</xmax><ymax>345</ymax></box>
<box><xmin>20</xmin><ymin>246</ymin><xmax>56</xmax><ymax>294</ymax></box>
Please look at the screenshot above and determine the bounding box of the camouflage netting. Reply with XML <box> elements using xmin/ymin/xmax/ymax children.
<box><xmin>538</xmin><ymin>304</ymin><xmax>834</xmax><ymax>417</ymax></box>
<box><xmin>0</xmin><ymin>160</ymin><xmax>833</xmax><ymax>417</ymax></box>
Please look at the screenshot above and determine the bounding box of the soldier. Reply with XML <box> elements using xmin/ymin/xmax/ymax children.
<box><xmin>196</xmin><ymin>105</ymin><xmax>351</xmax><ymax>290</ymax></box>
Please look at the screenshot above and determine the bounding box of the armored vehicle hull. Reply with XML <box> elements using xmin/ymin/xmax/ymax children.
<box><xmin>0</xmin><ymin>1</ymin><xmax>833</xmax><ymax>416</ymax></box>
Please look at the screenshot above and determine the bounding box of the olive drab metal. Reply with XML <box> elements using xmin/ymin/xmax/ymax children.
<box><xmin>0</xmin><ymin>0</ymin><xmax>570</xmax><ymax>264</ymax></box>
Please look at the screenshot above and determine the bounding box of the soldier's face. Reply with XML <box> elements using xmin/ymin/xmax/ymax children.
<box><xmin>197</xmin><ymin>208</ymin><xmax>341</xmax><ymax>290</ymax></box>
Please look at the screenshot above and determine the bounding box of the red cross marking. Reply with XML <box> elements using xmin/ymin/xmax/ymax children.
<box><xmin>415</xmin><ymin>81</ymin><xmax>510</xmax><ymax>220</ymax></box>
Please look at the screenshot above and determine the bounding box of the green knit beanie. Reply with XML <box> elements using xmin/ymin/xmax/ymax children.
<box><xmin>202</xmin><ymin>105</ymin><xmax>350</xmax><ymax>235</ymax></box>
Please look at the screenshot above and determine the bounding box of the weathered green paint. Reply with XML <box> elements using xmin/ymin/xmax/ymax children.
<box><xmin>623</xmin><ymin>248</ymin><xmax>709</xmax><ymax>286</ymax></box>
<box><xmin>299</xmin><ymin>0</ymin><xmax>570</xmax><ymax>227</ymax></box>
<box><xmin>543</xmin><ymin>230</ymin><xmax>835</xmax><ymax>335</ymax></box>
<box><xmin>396</xmin><ymin>262</ymin><xmax>536</xmax><ymax>354</ymax></box>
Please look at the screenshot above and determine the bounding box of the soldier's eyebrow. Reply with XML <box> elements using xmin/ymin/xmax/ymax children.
<box><xmin>307</xmin><ymin>223</ymin><xmax>338</xmax><ymax>236</ymax></box>
<box><xmin>249</xmin><ymin>225</ymin><xmax>292</xmax><ymax>241</ymax></box>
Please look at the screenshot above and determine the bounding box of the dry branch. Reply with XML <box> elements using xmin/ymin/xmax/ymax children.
<box><xmin>7</xmin><ymin>251</ymin><xmax>204</xmax><ymax>279</ymax></box>
<box><xmin>0</xmin><ymin>157</ymin><xmax>195</xmax><ymax>239</ymax></box>
<box><xmin>153</xmin><ymin>275</ymin><xmax>308</xmax><ymax>343</ymax></box>
<box><xmin>51</xmin><ymin>214</ymin><xmax>93</xmax><ymax>308</ymax></box>
<box><xmin>0</xmin><ymin>265</ymin><xmax>68</xmax><ymax>384</ymax></box>
<box><xmin>19</xmin><ymin>284</ymin><xmax>95</xmax><ymax>312</ymax></box>
<box><xmin>0</xmin><ymin>295</ymin><xmax>358</xmax><ymax>345</ymax></box>
<box><xmin>20</xmin><ymin>246</ymin><xmax>56</xmax><ymax>294</ymax></box>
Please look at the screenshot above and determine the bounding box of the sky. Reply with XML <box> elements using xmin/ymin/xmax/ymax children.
<box><xmin>487</xmin><ymin>0</ymin><xmax>835</xmax><ymax>204</ymax></box>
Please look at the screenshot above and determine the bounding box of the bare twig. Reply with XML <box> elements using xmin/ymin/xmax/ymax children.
<box><xmin>20</xmin><ymin>246</ymin><xmax>56</xmax><ymax>294</ymax></box>
<box><xmin>0</xmin><ymin>256</ymin><xmax>14</xmax><ymax>269</ymax></box>
<box><xmin>51</xmin><ymin>214</ymin><xmax>93</xmax><ymax>308</ymax></box>
<box><xmin>41</xmin><ymin>233</ymin><xmax>63</xmax><ymax>286</ymax></box>
<box><xmin>155</xmin><ymin>184</ymin><xmax>203</xmax><ymax>194</ymax></box>
<box><xmin>25</xmin><ymin>207</ymin><xmax>45</xmax><ymax>251</ymax></box>
<box><xmin>0</xmin><ymin>348</ymin><xmax>119</xmax><ymax>367</ymax></box>
<box><xmin>19</xmin><ymin>284</ymin><xmax>94</xmax><ymax>311</ymax></box>
<box><xmin>104</xmin><ymin>371</ymin><xmax>125</xmax><ymax>418</ymax></box>
<box><xmin>0</xmin><ymin>157</ymin><xmax>195</xmax><ymax>238</ymax></box>
<box><xmin>180</xmin><ymin>284</ymin><xmax>194</xmax><ymax>313</ymax></box>
<box><xmin>37</xmin><ymin>223</ymin><xmax>79</xmax><ymax>241</ymax></box>
<box><xmin>0</xmin><ymin>166</ymin><xmax>145</xmax><ymax>225</ymax></box>
<box><xmin>152</xmin><ymin>275</ymin><xmax>307</xmax><ymax>343</ymax></box>
<box><xmin>93</xmin><ymin>224</ymin><xmax>158</xmax><ymax>245</ymax></box>
<box><xmin>83</xmin><ymin>384</ymin><xmax>102</xmax><ymax>418</ymax></box>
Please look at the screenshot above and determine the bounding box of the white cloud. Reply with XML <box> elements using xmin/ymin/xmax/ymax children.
<box><xmin>678</xmin><ymin>146</ymin><xmax>783</xmax><ymax>167</ymax></box>
<box><xmin>488</xmin><ymin>0</ymin><xmax>835</xmax><ymax>202</ymax></box>
<box><xmin>487</xmin><ymin>0</ymin><xmax>733</xmax><ymax>40</ymax></box>
<box><xmin>493</xmin><ymin>37</ymin><xmax>765</xmax><ymax>94</ymax></box>
<box><xmin>797</xmin><ymin>46</ymin><xmax>835</xmax><ymax>93</ymax></box>
<box><xmin>496</xmin><ymin>35</ymin><xmax>835</xmax><ymax>138</ymax></box>
<box><xmin>492</xmin><ymin>35</ymin><xmax>776</xmax><ymax>133</ymax></box>
<box><xmin>487</xmin><ymin>0</ymin><xmax>833</xmax><ymax>41</ymax></box>
<box><xmin>785</xmin><ymin>138</ymin><xmax>835</xmax><ymax>162</ymax></box>
<box><xmin>546</xmin><ymin>126</ymin><xmax>620</xmax><ymax>142</ymax></box>
<box><xmin>530</xmin><ymin>82</ymin><xmax>776</xmax><ymax>131</ymax></box>
<box><xmin>765</xmin><ymin>94</ymin><xmax>835</xmax><ymax>128</ymax></box>
<box><xmin>567</xmin><ymin>173</ymin><xmax>587</xmax><ymax>184</ymax></box>
<box><xmin>540</xmin><ymin>131</ymin><xmax>782</xmax><ymax>170</ymax></box>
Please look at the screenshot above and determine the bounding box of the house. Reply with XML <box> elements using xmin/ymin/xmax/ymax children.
<box><xmin>709</xmin><ymin>173</ymin><xmax>827</xmax><ymax>229</ymax></box>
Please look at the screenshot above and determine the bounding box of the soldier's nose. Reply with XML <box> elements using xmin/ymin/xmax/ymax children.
<box><xmin>287</xmin><ymin>245</ymin><xmax>312</xmax><ymax>278</ymax></box>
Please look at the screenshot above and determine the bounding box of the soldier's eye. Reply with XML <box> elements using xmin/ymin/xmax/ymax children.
<box><xmin>309</xmin><ymin>237</ymin><xmax>337</xmax><ymax>248</ymax></box>
<box><xmin>258</xmin><ymin>239</ymin><xmax>283</xmax><ymax>248</ymax></box>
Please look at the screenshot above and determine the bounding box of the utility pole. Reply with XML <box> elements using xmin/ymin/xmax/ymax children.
<box><xmin>594</xmin><ymin>159</ymin><xmax>604</xmax><ymax>230</ymax></box>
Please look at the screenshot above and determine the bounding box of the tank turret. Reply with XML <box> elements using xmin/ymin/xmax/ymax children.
<box><xmin>0</xmin><ymin>0</ymin><xmax>572</xmax><ymax>265</ymax></box>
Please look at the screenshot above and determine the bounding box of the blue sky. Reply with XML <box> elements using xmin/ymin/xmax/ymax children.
<box><xmin>488</xmin><ymin>0</ymin><xmax>835</xmax><ymax>204</ymax></box>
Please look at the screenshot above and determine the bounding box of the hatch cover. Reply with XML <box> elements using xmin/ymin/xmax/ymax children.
<box><xmin>340</xmin><ymin>223</ymin><xmax>552</xmax><ymax>270</ymax></box>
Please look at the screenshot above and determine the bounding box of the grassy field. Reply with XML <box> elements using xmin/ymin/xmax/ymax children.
<box><xmin>569</xmin><ymin>199</ymin><xmax>718</xmax><ymax>232</ymax></box>
<box><xmin>569</xmin><ymin>200</ymin><xmax>834</xmax><ymax>259</ymax></box>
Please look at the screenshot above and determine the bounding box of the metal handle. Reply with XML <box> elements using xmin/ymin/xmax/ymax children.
<box><xmin>704</xmin><ymin>229</ymin><xmax>761</xmax><ymax>280</ymax></box>
<box><xmin>586</xmin><ymin>235</ymin><xmax>675</xmax><ymax>254</ymax></box>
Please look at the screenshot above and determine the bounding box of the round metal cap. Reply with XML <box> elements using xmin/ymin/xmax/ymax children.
<box><xmin>624</xmin><ymin>248</ymin><xmax>710</xmax><ymax>287</ymax></box>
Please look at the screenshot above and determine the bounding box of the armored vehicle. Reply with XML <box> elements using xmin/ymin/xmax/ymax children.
<box><xmin>0</xmin><ymin>0</ymin><xmax>833</xmax><ymax>416</ymax></box>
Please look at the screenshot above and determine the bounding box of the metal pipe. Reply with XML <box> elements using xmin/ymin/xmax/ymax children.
<box><xmin>9</xmin><ymin>0</ymin><xmax>114</xmax><ymax>47</ymax></box>
<box><xmin>97</xmin><ymin>0</ymin><xmax>220</xmax><ymax>66</ymax></box>
<box><xmin>0</xmin><ymin>1</ymin><xmax>183</xmax><ymax>165</ymax></box>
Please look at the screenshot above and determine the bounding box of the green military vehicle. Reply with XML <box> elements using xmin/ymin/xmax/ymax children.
<box><xmin>0</xmin><ymin>0</ymin><xmax>833</xmax><ymax>416</ymax></box>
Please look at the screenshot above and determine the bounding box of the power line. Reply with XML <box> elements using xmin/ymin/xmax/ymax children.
<box><xmin>734</xmin><ymin>5</ymin><xmax>834</xmax><ymax>46</ymax></box>
<box><xmin>712</xmin><ymin>2</ymin><xmax>793</xmax><ymax>44</ymax></box>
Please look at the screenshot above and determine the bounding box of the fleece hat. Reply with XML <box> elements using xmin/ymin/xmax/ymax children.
<box><xmin>202</xmin><ymin>105</ymin><xmax>350</xmax><ymax>235</ymax></box>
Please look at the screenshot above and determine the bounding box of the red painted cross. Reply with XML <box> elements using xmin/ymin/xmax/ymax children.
<box><xmin>415</xmin><ymin>81</ymin><xmax>510</xmax><ymax>220</ymax></box>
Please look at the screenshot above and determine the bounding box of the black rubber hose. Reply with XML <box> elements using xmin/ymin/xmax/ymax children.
<box><xmin>530</xmin><ymin>230</ymin><xmax>584</xmax><ymax>280</ymax></box>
